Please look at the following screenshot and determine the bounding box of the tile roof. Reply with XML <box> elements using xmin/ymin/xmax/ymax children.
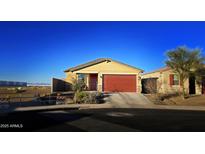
<box><xmin>143</xmin><ymin>66</ymin><xmax>171</xmax><ymax>75</ymax></box>
<box><xmin>143</xmin><ymin>64</ymin><xmax>205</xmax><ymax>75</ymax></box>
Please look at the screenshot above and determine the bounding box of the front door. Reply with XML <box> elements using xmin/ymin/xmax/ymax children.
<box><xmin>189</xmin><ymin>75</ymin><xmax>196</xmax><ymax>94</ymax></box>
<box><xmin>89</xmin><ymin>74</ymin><xmax>98</xmax><ymax>91</ymax></box>
<box><xmin>202</xmin><ymin>76</ymin><xmax>205</xmax><ymax>95</ymax></box>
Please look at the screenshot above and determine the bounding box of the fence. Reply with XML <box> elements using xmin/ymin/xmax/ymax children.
<box><xmin>52</xmin><ymin>78</ymin><xmax>72</xmax><ymax>93</ymax></box>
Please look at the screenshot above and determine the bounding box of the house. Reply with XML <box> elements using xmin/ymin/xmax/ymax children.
<box><xmin>141</xmin><ymin>67</ymin><xmax>205</xmax><ymax>95</ymax></box>
<box><xmin>64</xmin><ymin>58</ymin><xmax>143</xmax><ymax>93</ymax></box>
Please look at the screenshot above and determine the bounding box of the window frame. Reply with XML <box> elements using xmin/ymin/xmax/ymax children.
<box><xmin>77</xmin><ymin>73</ymin><xmax>85</xmax><ymax>81</ymax></box>
<box><xmin>173</xmin><ymin>74</ymin><xmax>179</xmax><ymax>85</ymax></box>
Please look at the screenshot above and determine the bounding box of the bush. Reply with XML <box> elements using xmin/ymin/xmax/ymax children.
<box><xmin>72</xmin><ymin>79</ymin><xmax>87</xmax><ymax>92</ymax></box>
<box><xmin>73</xmin><ymin>91</ymin><xmax>102</xmax><ymax>104</ymax></box>
<box><xmin>144</xmin><ymin>79</ymin><xmax>157</xmax><ymax>94</ymax></box>
<box><xmin>87</xmin><ymin>92</ymin><xmax>103</xmax><ymax>104</ymax></box>
<box><xmin>152</xmin><ymin>92</ymin><xmax>181</xmax><ymax>104</ymax></box>
<box><xmin>71</xmin><ymin>78</ymin><xmax>103</xmax><ymax>104</ymax></box>
<box><xmin>74</xmin><ymin>91</ymin><xmax>89</xmax><ymax>104</ymax></box>
<box><xmin>14</xmin><ymin>87</ymin><xmax>26</xmax><ymax>93</ymax></box>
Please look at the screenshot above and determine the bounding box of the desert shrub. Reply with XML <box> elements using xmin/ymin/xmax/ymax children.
<box><xmin>14</xmin><ymin>87</ymin><xmax>26</xmax><ymax>93</ymax></box>
<box><xmin>72</xmin><ymin>79</ymin><xmax>87</xmax><ymax>92</ymax></box>
<box><xmin>71</xmin><ymin>78</ymin><xmax>102</xmax><ymax>104</ymax></box>
<box><xmin>72</xmin><ymin>78</ymin><xmax>88</xmax><ymax>103</ymax></box>
<box><xmin>95</xmin><ymin>92</ymin><xmax>104</xmax><ymax>103</ymax></box>
<box><xmin>74</xmin><ymin>91</ymin><xmax>89</xmax><ymax>104</ymax></box>
<box><xmin>86</xmin><ymin>92</ymin><xmax>103</xmax><ymax>104</ymax></box>
<box><xmin>73</xmin><ymin>91</ymin><xmax>103</xmax><ymax>104</ymax></box>
<box><xmin>144</xmin><ymin>79</ymin><xmax>157</xmax><ymax>94</ymax></box>
<box><xmin>153</xmin><ymin>92</ymin><xmax>181</xmax><ymax>104</ymax></box>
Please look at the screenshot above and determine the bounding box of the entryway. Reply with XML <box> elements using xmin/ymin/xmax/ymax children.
<box><xmin>189</xmin><ymin>75</ymin><xmax>196</xmax><ymax>94</ymax></box>
<box><xmin>89</xmin><ymin>74</ymin><xmax>98</xmax><ymax>91</ymax></box>
<box><xmin>202</xmin><ymin>76</ymin><xmax>205</xmax><ymax>95</ymax></box>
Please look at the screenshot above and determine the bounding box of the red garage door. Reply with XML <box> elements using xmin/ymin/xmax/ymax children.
<box><xmin>103</xmin><ymin>74</ymin><xmax>137</xmax><ymax>92</ymax></box>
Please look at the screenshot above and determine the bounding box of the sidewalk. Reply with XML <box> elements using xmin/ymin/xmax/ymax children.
<box><xmin>14</xmin><ymin>104</ymin><xmax>80</xmax><ymax>112</ymax></box>
<box><xmin>14</xmin><ymin>103</ymin><xmax>114</xmax><ymax>112</ymax></box>
<box><xmin>152</xmin><ymin>104</ymin><xmax>205</xmax><ymax>111</ymax></box>
<box><xmin>10</xmin><ymin>103</ymin><xmax>205</xmax><ymax>112</ymax></box>
<box><xmin>1</xmin><ymin>103</ymin><xmax>205</xmax><ymax>115</ymax></box>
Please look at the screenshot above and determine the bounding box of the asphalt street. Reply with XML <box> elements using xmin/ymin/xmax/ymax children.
<box><xmin>1</xmin><ymin>108</ymin><xmax>205</xmax><ymax>132</ymax></box>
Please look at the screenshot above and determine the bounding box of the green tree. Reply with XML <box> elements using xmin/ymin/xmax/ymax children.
<box><xmin>165</xmin><ymin>46</ymin><xmax>205</xmax><ymax>99</ymax></box>
<box><xmin>72</xmin><ymin>78</ymin><xmax>87</xmax><ymax>92</ymax></box>
<box><xmin>72</xmin><ymin>78</ymin><xmax>87</xmax><ymax>103</ymax></box>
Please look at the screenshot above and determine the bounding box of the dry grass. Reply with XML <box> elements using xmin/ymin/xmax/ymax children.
<box><xmin>146</xmin><ymin>94</ymin><xmax>205</xmax><ymax>106</ymax></box>
<box><xmin>0</xmin><ymin>86</ymin><xmax>51</xmax><ymax>102</ymax></box>
<box><xmin>166</xmin><ymin>95</ymin><xmax>205</xmax><ymax>106</ymax></box>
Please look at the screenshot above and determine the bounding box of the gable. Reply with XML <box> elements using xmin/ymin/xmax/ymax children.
<box><xmin>142</xmin><ymin>68</ymin><xmax>175</xmax><ymax>78</ymax></box>
<box><xmin>73</xmin><ymin>60</ymin><xmax>142</xmax><ymax>74</ymax></box>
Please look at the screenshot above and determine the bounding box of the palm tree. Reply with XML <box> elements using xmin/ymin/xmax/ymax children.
<box><xmin>165</xmin><ymin>46</ymin><xmax>205</xmax><ymax>99</ymax></box>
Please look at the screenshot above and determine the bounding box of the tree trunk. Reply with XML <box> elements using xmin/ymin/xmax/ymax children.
<box><xmin>180</xmin><ymin>76</ymin><xmax>185</xmax><ymax>99</ymax></box>
<box><xmin>181</xmin><ymin>82</ymin><xmax>185</xmax><ymax>99</ymax></box>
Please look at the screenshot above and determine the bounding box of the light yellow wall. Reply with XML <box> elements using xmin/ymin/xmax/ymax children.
<box><xmin>195</xmin><ymin>77</ymin><xmax>203</xmax><ymax>95</ymax></box>
<box><xmin>65</xmin><ymin>72</ymin><xmax>90</xmax><ymax>89</ymax></box>
<box><xmin>196</xmin><ymin>82</ymin><xmax>202</xmax><ymax>95</ymax></box>
<box><xmin>65</xmin><ymin>60</ymin><xmax>142</xmax><ymax>93</ymax></box>
<box><xmin>74</xmin><ymin>61</ymin><xmax>141</xmax><ymax>74</ymax></box>
<box><xmin>142</xmin><ymin>71</ymin><xmax>162</xmax><ymax>93</ymax></box>
<box><xmin>161</xmin><ymin>70</ymin><xmax>189</xmax><ymax>94</ymax></box>
<box><xmin>142</xmin><ymin>70</ymin><xmax>191</xmax><ymax>94</ymax></box>
<box><xmin>65</xmin><ymin>72</ymin><xmax>77</xmax><ymax>83</ymax></box>
<box><xmin>142</xmin><ymin>71</ymin><xmax>161</xmax><ymax>79</ymax></box>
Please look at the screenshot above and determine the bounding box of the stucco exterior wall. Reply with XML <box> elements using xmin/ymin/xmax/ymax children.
<box><xmin>142</xmin><ymin>69</ymin><xmax>202</xmax><ymax>95</ymax></box>
<box><xmin>65</xmin><ymin>72</ymin><xmax>77</xmax><ymax>83</ymax></box>
<box><xmin>73</xmin><ymin>61</ymin><xmax>141</xmax><ymax>73</ymax></box>
<box><xmin>142</xmin><ymin>70</ymin><xmax>186</xmax><ymax>94</ymax></box>
<box><xmin>142</xmin><ymin>71</ymin><xmax>163</xmax><ymax>93</ymax></box>
<box><xmin>65</xmin><ymin>61</ymin><xmax>142</xmax><ymax>93</ymax></box>
<box><xmin>161</xmin><ymin>70</ymin><xmax>189</xmax><ymax>94</ymax></box>
<box><xmin>196</xmin><ymin>81</ymin><xmax>202</xmax><ymax>95</ymax></box>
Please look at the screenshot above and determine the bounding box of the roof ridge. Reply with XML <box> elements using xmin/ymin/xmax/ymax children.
<box><xmin>143</xmin><ymin>66</ymin><xmax>170</xmax><ymax>75</ymax></box>
<box><xmin>64</xmin><ymin>58</ymin><xmax>143</xmax><ymax>72</ymax></box>
<box><xmin>64</xmin><ymin>58</ymin><xmax>112</xmax><ymax>72</ymax></box>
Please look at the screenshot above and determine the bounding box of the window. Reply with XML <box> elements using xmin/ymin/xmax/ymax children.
<box><xmin>173</xmin><ymin>74</ymin><xmax>179</xmax><ymax>85</ymax></box>
<box><xmin>77</xmin><ymin>74</ymin><xmax>85</xmax><ymax>81</ymax></box>
<box><xmin>170</xmin><ymin>74</ymin><xmax>179</xmax><ymax>86</ymax></box>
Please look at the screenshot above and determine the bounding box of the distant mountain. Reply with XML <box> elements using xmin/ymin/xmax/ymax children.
<box><xmin>27</xmin><ymin>83</ymin><xmax>51</xmax><ymax>86</ymax></box>
<box><xmin>0</xmin><ymin>80</ymin><xmax>27</xmax><ymax>87</ymax></box>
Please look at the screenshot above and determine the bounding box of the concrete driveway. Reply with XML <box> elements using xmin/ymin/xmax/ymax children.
<box><xmin>104</xmin><ymin>92</ymin><xmax>153</xmax><ymax>108</ymax></box>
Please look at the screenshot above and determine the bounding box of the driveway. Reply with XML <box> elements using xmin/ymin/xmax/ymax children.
<box><xmin>104</xmin><ymin>92</ymin><xmax>153</xmax><ymax>108</ymax></box>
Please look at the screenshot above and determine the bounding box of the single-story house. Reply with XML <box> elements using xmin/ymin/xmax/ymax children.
<box><xmin>64</xmin><ymin>58</ymin><xmax>143</xmax><ymax>93</ymax></box>
<box><xmin>141</xmin><ymin>67</ymin><xmax>205</xmax><ymax>95</ymax></box>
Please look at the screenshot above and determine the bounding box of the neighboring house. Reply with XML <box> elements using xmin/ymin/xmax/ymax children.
<box><xmin>141</xmin><ymin>67</ymin><xmax>205</xmax><ymax>95</ymax></box>
<box><xmin>64</xmin><ymin>58</ymin><xmax>143</xmax><ymax>93</ymax></box>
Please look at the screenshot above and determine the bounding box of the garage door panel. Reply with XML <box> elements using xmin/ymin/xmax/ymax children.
<box><xmin>103</xmin><ymin>75</ymin><xmax>137</xmax><ymax>92</ymax></box>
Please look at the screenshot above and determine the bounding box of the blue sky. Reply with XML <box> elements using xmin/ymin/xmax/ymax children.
<box><xmin>0</xmin><ymin>21</ymin><xmax>205</xmax><ymax>83</ymax></box>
